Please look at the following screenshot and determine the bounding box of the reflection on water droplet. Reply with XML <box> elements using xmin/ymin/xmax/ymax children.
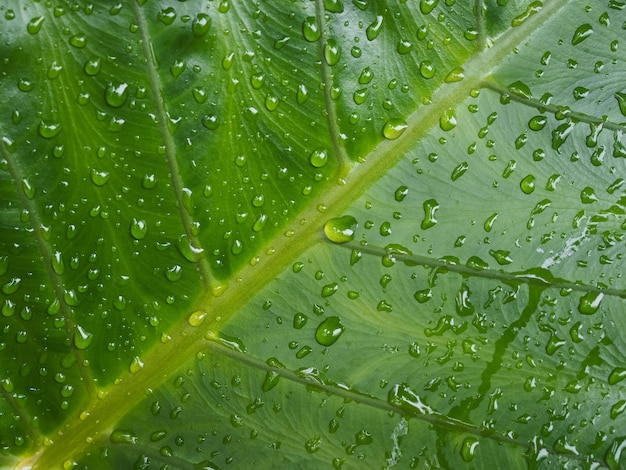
<box><xmin>315</xmin><ymin>316</ymin><xmax>344</xmax><ymax>346</ymax></box>
<box><xmin>444</xmin><ymin>67</ymin><xmax>464</xmax><ymax>83</ymax></box>
<box><xmin>130</xmin><ymin>218</ymin><xmax>148</xmax><ymax>240</ymax></box>
<box><xmin>129</xmin><ymin>356</ymin><xmax>144</xmax><ymax>373</ymax></box>
<box><xmin>324</xmin><ymin>39</ymin><xmax>341</xmax><ymax>65</ymax></box>
<box><xmin>309</xmin><ymin>149</ymin><xmax>328</xmax><ymax>168</ymax></box>
<box><xmin>188</xmin><ymin>310</ymin><xmax>207</xmax><ymax>327</ymax></box>
<box><xmin>578</xmin><ymin>291</ymin><xmax>603</xmax><ymax>315</ymax></box>
<box><xmin>84</xmin><ymin>57</ymin><xmax>101</xmax><ymax>76</ymax></box>
<box><xmin>572</xmin><ymin>23</ymin><xmax>593</xmax><ymax>45</ymax></box>
<box><xmin>38</xmin><ymin>121</ymin><xmax>62</xmax><ymax>139</ymax></box>
<box><xmin>439</xmin><ymin>109</ymin><xmax>457</xmax><ymax>131</ymax></box>
<box><xmin>383</xmin><ymin>119</ymin><xmax>408</xmax><ymax>140</ymax></box>
<box><xmin>520</xmin><ymin>175</ymin><xmax>535</xmax><ymax>194</ymax></box>
<box><xmin>70</xmin><ymin>34</ymin><xmax>87</xmax><ymax>48</ymax></box>
<box><xmin>324</xmin><ymin>215</ymin><xmax>357</xmax><ymax>244</ymax></box>
<box><xmin>419</xmin><ymin>61</ymin><xmax>435</xmax><ymax>79</ymax></box>
<box><xmin>192</xmin><ymin>13</ymin><xmax>211</xmax><ymax>37</ymax></box>
<box><xmin>90</xmin><ymin>169</ymin><xmax>110</xmax><ymax>186</ymax></box>
<box><xmin>420</xmin><ymin>0</ymin><xmax>439</xmax><ymax>14</ymax></box>
<box><xmin>461</xmin><ymin>437</ymin><xmax>479</xmax><ymax>462</ymax></box>
<box><xmin>74</xmin><ymin>325</ymin><xmax>93</xmax><ymax>350</ymax></box>
<box><xmin>421</xmin><ymin>199</ymin><xmax>439</xmax><ymax>229</ymax></box>
<box><xmin>105</xmin><ymin>82</ymin><xmax>128</xmax><ymax>108</ymax></box>
<box><xmin>302</xmin><ymin>16</ymin><xmax>320</xmax><ymax>42</ymax></box>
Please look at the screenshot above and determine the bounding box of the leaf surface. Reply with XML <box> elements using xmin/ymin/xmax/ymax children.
<box><xmin>1</xmin><ymin>1</ymin><xmax>626</xmax><ymax>468</ymax></box>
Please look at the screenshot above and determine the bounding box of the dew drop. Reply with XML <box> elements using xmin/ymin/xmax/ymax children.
<box><xmin>366</xmin><ymin>16</ymin><xmax>384</xmax><ymax>41</ymax></box>
<box><xmin>192</xmin><ymin>13</ymin><xmax>211</xmax><ymax>37</ymax></box>
<box><xmin>129</xmin><ymin>356</ymin><xmax>144</xmax><ymax>373</ymax></box>
<box><xmin>451</xmin><ymin>162</ymin><xmax>468</xmax><ymax>181</ymax></box>
<box><xmin>609</xmin><ymin>367</ymin><xmax>626</xmax><ymax>385</ymax></box>
<box><xmin>38</xmin><ymin>120</ymin><xmax>62</xmax><ymax>139</ymax></box>
<box><xmin>528</xmin><ymin>115</ymin><xmax>547</xmax><ymax>131</ymax></box>
<box><xmin>580</xmin><ymin>187</ymin><xmax>597</xmax><ymax>204</ymax></box>
<box><xmin>130</xmin><ymin>218</ymin><xmax>148</xmax><ymax>240</ymax></box>
<box><xmin>74</xmin><ymin>325</ymin><xmax>93</xmax><ymax>350</ymax></box>
<box><xmin>157</xmin><ymin>7</ymin><xmax>177</xmax><ymax>25</ymax></box>
<box><xmin>188</xmin><ymin>310</ymin><xmax>207</xmax><ymax>327</ymax></box>
<box><xmin>165</xmin><ymin>265</ymin><xmax>182</xmax><ymax>282</ymax></box>
<box><xmin>394</xmin><ymin>186</ymin><xmax>408</xmax><ymax>202</ymax></box>
<box><xmin>578</xmin><ymin>291</ymin><xmax>603</xmax><ymax>315</ymax></box>
<box><xmin>324</xmin><ymin>39</ymin><xmax>341</xmax><ymax>66</ymax></box>
<box><xmin>315</xmin><ymin>316</ymin><xmax>344</xmax><ymax>346</ymax></box>
<box><xmin>421</xmin><ymin>199</ymin><xmax>439</xmax><ymax>229</ymax></box>
<box><xmin>439</xmin><ymin>109</ymin><xmax>457</xmax><ymax>131</ymax></box>
<box><xmin>302</xmin><ymin>17</ymin><xmax>320</xmax><ymax>42</ymax></box>
<box><xmin>297</xmin><ymin>84</ymin><xmax>309</xmax><ymax>104</ymax></box>
<box><xmin>520</xmin><ymin>175</ymin><xmax>536</xmax><ymax>194</ymax></box>
<box><xmin>90</xmin><ymin>169</ymin><xmax>110</xmax><ymax>186</ymax></box>
<box><xmin>27</xmin><ymin>16</ymin><xmax>45</xmax><ymax>34</ymax></box>
<box><xmin>69</xmin><ymin>34</ymin><xmax>87</xmax><ymax>48</ymax></box>
<box><xmin>22</xmin><ymin>179</ymin><xmax>35</xmax><ymax>199</ymax></box>
<box><xmin>321</xmin><ymin>283</ymin><xmax>338</xmax><ymax>298</ymax></box>
<box><xmin>202</xmin><ymin>114</ymin><xmax>219</xmax><ymax>130</ymax></box>
<box><xmin>2</xmin><ymin>277</ymin><xmax>21</xmax><ymax>295</ymax></box>
<box><xmin>309</xmin><ymin>149</ymin><xmax>328</xmax><ymax>168</ymax></box>
<box><xmin>17</xmin><ymin>78</ymin><xmax>35</xmax><ymax>92</ymax></box>
<box><xmin>110</xmin><ymin>429</ymin><xmax>138</xmax><ymax>445</ymax></box>
<box><xmin>142</xmin><ymin>174</ymin><xmax>156</xmax><ymax>189</ymax></box>
<box><xmin>615</xmin><ymin>92</ymin><xmax>626</xmax><ymax>117</ymax></box>
<box><xmin>104</xmin><ymin>83</ymin><xmax>128</xmax><ymax>108</ymax></box>
<box><xmin>252</xmin><ymin>214</ymin><xmax>267</xmax><ymax>232</ymax></box>
<box><xmin>84</xmin><ymin>57</ymin><xmax>101</xmax><ymax>76</ymax></box>
<box><xmin>383</xmin><ymin>119</ymin><xmax>408</xmax><ymax>140</ymax></box>
<box><xmin>52</xmin><ymin>251</ymin><xmax>65</xmax><ymax>275</ymax></box>
<box><xmin>420</xmin><ymin>0</ymin><xmax>439</xmax><ymax>14</ymax></box>
<box><xmin>444</xmin><ymin>66</ymin><xmax>464</xmax><ymax>83</ymax></box>
<box><xmin>572</xmin><ymin>23</ymin><xmax>593</xmax><ymax>45</ymax></box>
<box><xmin>419</xmin><ymin>61</ymin><xmax>435</xmax><ymax>79</ymax></box>
<box><xmin>461</xmin><ymin>437</ymin><xmax>479</xmax><ymax>462</ymax></box>
<box><xmin>324</xmin><ymin>215</ymin><xmax>357</xmax><ymax>244</ymax></box>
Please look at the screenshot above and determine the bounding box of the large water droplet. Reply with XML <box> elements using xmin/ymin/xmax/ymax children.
<box><xmin>315</xmin><ymin>316</ymin><xmax>344</xmax><ymax>346</ymax></box>
<box><xmin>324</xmin><ymin>215</ymin><xmax>357</xmax><ymax>244</ymax></box>
<box><xmin>105</xmin><ymin>82</ymin><xmax>128</xmax><ymax>108</ymax></box>
<box><xmin>27</xmin><ymin>16</ymin><xmax>44</xmax><ymax>34</ymax></box>
<box><xmin>38</xmin><ymin>120</ymin><xmax>62</xmax><ymax>139</ymax></box>
<box><xmin>309</xmin><ymin>149</ymin><xmax>328</xmax><ymax>168</ymax></box>
<box><xmin>90</xmin><ymin>169</ymin><xmax>110</xmax><ymax>186</ymax></box>
<box><xmin>383</xmin><ymin>119</ymin><xmax>408</xmax><ymax>140</ymax></box>
<box><xmin>302</xmin><ymin>17</ymin><xmax>320</xmax><ymax>42</ymax></box>
<box><xmin>578</xmin><ymin>291</ymin><xmax>603</xmax><ymax>315</ymax></box>
<box><xmin>324</xmin><ymin>39</ymin><xmax>341</xmax><ymax>65</ymax></box>
<box><xmin>421</xmin><ymin>199</ymin><xmax>439</xmax><ymax>229</ymax></box>
<box><xmin>571</xmin><ymin>23</ymin><xmax>593</xmax><ymax>45</ymax></box>
<box><xmin>192</xmin><ymin>13</ymin><xmax>211</xmax><ymax>37</ymax></box>
<box><xmin>130</xmin><ymin>218</ymin><xmax>148</xmax><ymax>240</ymax></box>
<box><xmin>74</xmin><ymin>325</ymin><xmax>94</xmax><ymax>350</ymax></box>
<box><xmin>439</xmin><ymin>109</ymin><xmax>457</xmax><ymax>131</ymax></box>
<box><xmin>461</xmin><ymin>437</ymin><xmax>479</xmax><ymax>462</ymax></box>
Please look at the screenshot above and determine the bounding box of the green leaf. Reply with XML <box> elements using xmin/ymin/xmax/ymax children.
<box><xmin>1</xmin><ymin>1</ymin><xmax>626</xmax><ymax>468</ymax></box>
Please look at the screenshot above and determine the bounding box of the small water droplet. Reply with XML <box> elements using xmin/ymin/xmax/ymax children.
<box><xmin>321</xmin><ymin>283</ymin><xmax>338</xmax><ymax>298</ymax></box>
<box><xmin>324</xmin><ymin>215</ymin><xmax>357</xmax><ymax>244</ymax></box>
<box><xmin>84</xmin><ymin>57</ymin><xmax>101</xmax><ymax>76</ymax></box>
<box><xmin>439</xmin><ymin>109</ymin><xmax>457</xmax><ymax>131</ymax></box>
<box><xmin>315</xmin><ymin>316</ymin><xmax>345</xmax><ymax>346</ymax></box>
<box><xmin>165</xmin><ymin>265</ymin><xmax>182</xmax><ymax>282</ymax></box>
<box><xmin>421</xmin><ymin>199</ymin><xmax>439</xmax><ymax>229</ymax></box>
<box><xmin>420</xmin><ymin>0</ymin><xmax>439</xmax><ymax>14</ymax></box>
<box><xmin>460</xmin><ymin>437</ymin><xmax>479</xmax><ymax>462</ymax></box>
<box><xmin>578</xmin><ymin>291</ymin><xmax>603</xmax><ymax>315</ymax></box>
<box><xmin>615</xmin><ymin>92</ymin><xmax>626</xmax><ymax>117</ymax></box>
<box><xmin>90</xmin><ymin>169</ymin><xmax>110</xmax><ymax>186</ymax></box>
<box><xmin>324</xmin><ymin>39</ymin><xmax>341</xmax><ymax>65</ymax></box>
<box><xmin>142</xmin><ymin>174</ymin><xmax>156</xmax><ymax>189</ymax></box>
<box><xmin>394</xmin><ymin>186</ymin><xmax>408</xmax><ymax>202</ymax></box>
<box><xmin>444</xmin><ymin>66</ymin><xmax>464</xmax><ymax>83</ymax></box>
<box><xmin>69</xmin><ymin>34</ymin><xmax>87</xmax><ymax>48</ymax></box>
<box><xmin>309</xmin><ymin>149</ymin><xmax>328</xmax><ymax>168</ymax></box>
<box><xmin>383</xmin><ymin>119</ymin><xmax>408</xmax><ymax>140</ymax></box>
<box><xmin>520</xmin><ymin>175</ymin><xmax>536</xmax><ymax>194</ymax></box>
<box><xmin>110</xmin><ymin>429</ymin><xmax>138</xmax><ymax>444</ymax></box>
<box><xmin>104</xmin><ymin>83</ymin><xmax>128</xmax><ymax>108</ymax></box>
<box><xmin>38</xmin><ymin>120</ymin><xmax>62</xmax><ymax>139</ymax></box>
<box><xmin>609</xmin><ymin>367</ymin><xmax>626</xmax><ymax>385</ymax></box>
<box><xmin>572</xmin><ymin>23</ymin><xmax>593</xmax><ymax>45</ymax></box>
<box><xmin>27</xmin><ymin>16</ymin><xmax>45</xmax><ymax>35</ymax></box>
<box><xmin>202</xmin><ymin>114</ymin><xmax>219</xmax><ymax>130</ymax></box>
<box><xmin>22</xmin><ymin>179</ymin><xmax>35</xmax><ymax>199</ymax></box>
<box><xmin>302</xmin><ymin>17</ymin><xmax>320</xmax><ymax>42</ymax></box>
<box><xmin>366</xmin><ymin>16</ymin><xmax>384</xmax><ymax>40</ymax></box>
<box><xmin>419</xmin><ymin>61</ymin><xmax>435</xmax><ymax>79</ymax></box>
<box><xmin>129</xmin><ymin>356</ymin><xmax>144</xmax><ymax>373</ymax></box>
<box><xmin>192</xmin><ymin>13</ymin><xmax>211</xmax><ymax>37</ymax></box>
<box><xmin>74</xmin><ymin>325</ymin><xmax>93</xmax><ymax>350</ymax></box>
<box><xmin>451</xmin><ymin>162</ymin><xmax>468</xmax><ymax>181</ymax></box>
<box><xmin>580</xmin><ymin>186</ymin><xmax>597</xmax><ymax>204</ymax></box>
<box><xmin>158</xmin><ymin>7</ymin><xmax>177</xmax><ymax>25</ymax></box>
<box><xmin>188</xmin><ymin>310</ymin><xmax>207</xmax><ymax>327</ymax></box>
<box><xmin>130</xmin><ymin>218</ymin><xmax>148</xmax><ymax>240</ymax></box>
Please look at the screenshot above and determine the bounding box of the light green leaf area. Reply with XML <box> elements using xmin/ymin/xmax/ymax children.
<box><xmin>1</xmin><ymin>1</ymin><xmax>626</xmax><ymax>469</ymax></box>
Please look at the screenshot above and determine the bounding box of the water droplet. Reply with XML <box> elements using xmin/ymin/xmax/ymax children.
<box><xmin>383</xmin><ymin>119</ymin><xmax>408</xmax><ymax>140</ymax></box>
<box><xmin>324</xmin><ymin>0</ymin><xmax>344</xmax><ymax>13</ymax></box>
<box><xmin>142</xmin><ymin>174</ymin><xmax>156</xmax><ymax>189</ymax></box>
<box><xmin>158</xmin><ymin>7</ymin><xmax>177</xmax><ymax>25</ymax></box>
<box><xmin>90</xmin><ymin>169</ymin><xmax>110</xmax><ymax>186</ymax></box>
<box><xmin>444</xmin><ymin>66</ymin><xmax>464</xmax><ymax>83</ymax></box>
<box><xmin>309</xmin><ymin>149</ymin><xmax>328</xmax><ymax>168</ymax></box>
<box><xmin>484</xmin><ymin>213</ymin><xmax>498</xmax><ymax>232</ymax></box>
<box><xmin>461</xmin><ymin>437</ymin><xmax>479</xmax><ymax>462</ymax></box>
<box><xmin>439</xmin><ymin>109</ymin><xmax>457</xmax><ymax>131</ymax></box>
<box><xmin>315</xmin><ymin>316</ymin><xmax>345</xmax><ymax>346</ymax></box>
<box><xmin>578</xmin><ymin>291</ymin><xmax>603</xmax><ymax>315</ymax></box>
<box><xmin>192</xmin><ymin>13</ymin><xmax>211</xmax><ymax>37</ymax></box>
<box><xmin>302</xmin><ymin>17</ymin><xmax>320</xmax><ymax>42</ymax></box>
<box><xmin>265</xmin><ymin>94</ymin><xmax>279</xmax><ymax>111</ymax></box>
<box><xmin>2</xmin><ymin>277</ymin><xmax>21</xmax><ymax>295</ymax></box>
<box><xmin>110</xmin><ymin>429</ymin><xmax>138</xmax><ymax>444</ymax></box>
<box><xmin>451</xmin><ymin>162</ymin><xmax>468</xmax><ymax>181</ymax></box>
<box><xmin>74</xmin><ymin>325</ymin><xmax>93</xmax><ymax>350</ymax></box>
<box><xmin>580</xmin><ymin>187</ymin><xmax>597</xmax><ymax>204</ymax></box>
<box><xmin>105</xmin><ymin>82</ymin><xmax>128</xmax><ymax>108</ymax></box>
<box><xmin>421</xmin><ymin>199</ymin><xmax>439</xmax><ymax>229</ymax></box>
<box><xmin>305</xmin><ymin>436</ymin><xmax>323</xmax><ymax>453</ymax></box>
<box><xmin>394</xmin><ymin>186</ymin><xmax>408</xmax><ymax>202</ymax></box>
<box><xmin>528</xmin><ymin>115</ymin><xmax>547</xmax><ymax>131</ymax></box>
<box><xmin>47</xmin><ymin>61</ymin><xmax>63</xmax><ymax>79</ymax></box>
<box><xmin>397</xmin><ymin>39</ymin><xmax>413</xmax><ymax>54</ymax></box>
<box><xmin>324</xmin><ymin>39</ymin><xmax>341</xmax><ymax>65</ymax></box>
<box><xmin>366</xmin><ymin>16</ymin><xmax>384</xmax><ymax>41</ymax></box>
<box><xmin>420</xmin><ymin>0</ymin><xmax>439</xmax><ymax>14</ymax></box>
<box><xmin>202</xmin><ymin>114</ymin><xmax>219</xmax><ymax>130</ymax></box>
<box><xmin>262</xmin><ymin>370</ymin><xmax>280</xmax><ymax>392</ymax></box>
<box><xmin>188</xmin><ymin>310</ymin><xmax>207</xmax><ymax>327</ymax></box>
<box><xmin>520</xmin><ymin>175</ymin><xmax>536</xmax><ymax>194</ymax></box>
<box><xmin>129</xmin><ymin>356</ymin><xmax>144</xmax><ymax>373</ymax></box>
<box><xmin>22</xmin><ymin>179</ymin><xmax>35</xmax><ymax>199</ymax></box>
<box><xmin>84</xmin><ymin>57</ymin><xmax>101</xmax><ymax>76</ymax></box>
<box><xmin>615</xmin><ymin>92</ymin><xmax>626</xmax><ymax>117</ymax></box>
<box><xmin>507</xmin><ymin>80</ymin><xmax>532</xmax><ymax>99</ymax></box>
<box><xmin>609</xmin><ymin>367</ymin><xmax>626</xmax><ymax>385</ymax></box>
<box><xmin>170</xmin><ymin>60</ymin><xmax>186</xmax><ymax>78</ymax></box>
<box><xmin>321</xmin><ymin>283</ymin><xmax>338</xmax><ymax>298</ymax></box>
<box><xmin>17</xmin><ymin>78</ymin><xmax>35</xmax><ymax>92</ymax></box>
<box><xmin>69</xmin><ymin>34</ymin><xmax>87</xmax><ymax>48</ymax></box>
<box><xmin>165</xmin><ymin>265</ymin><xmax>182</xmax><ymax>282</ymax></box>
<box><xmin>27</xmin><ymin>16</ymin><xmax>45</xmax><ymax>34</ymax></box>
<box><xmin>231</xmin><ymin>239</ymin><xmax>243</xmax><ymax>255</ymax></box>
<box><xmin>38</xmin><ymin>120</ymin><xmax>62</xmax><ymax>139</ymax></box>
<box><xmin>52</xmin><ymin>251</ymin><xmax>65</xmax><ymax>275</ymax></box>
<box><xmin>324</xmin><ymin>215</ymin><xmax>357</xmax><ymax>244</ymax></box>
<box><xmin>130</xmin><ymin>218</ymin><xmax>148</xmax><ymax>240</ymax></box>
<box><xmin>511</xmin><ymin>2</ymin><xmax>542</xmax><ymax>27</ymax></box>
<box><xmin>572</xmin><ymin>23</ymin><xmax>593</xmax><ymax>45</ymax></box>
<box><xmin>419</xmin><ymin>61</ymin><xmax>435</xmax><ymax>79</ymax></box>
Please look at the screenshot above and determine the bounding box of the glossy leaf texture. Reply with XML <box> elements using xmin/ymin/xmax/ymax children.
<box><xmin>1</xmin><ymin>1</ymin><xmax>626</xmax><ymax>469</ymax></box>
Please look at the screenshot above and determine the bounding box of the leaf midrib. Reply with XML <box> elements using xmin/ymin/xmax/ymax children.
<box><xmin>26</xmin><ymin>1</ymin><xmax>614</xmax><ymax>467</ymax></box>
